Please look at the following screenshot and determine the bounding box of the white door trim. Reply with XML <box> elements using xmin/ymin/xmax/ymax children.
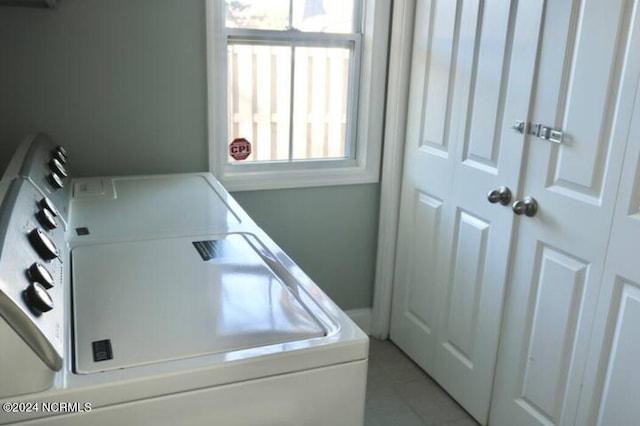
<box><xmin>370</xmin><ymin>0</ymin><xmax>416</xmax><ymax>339</ymax></box>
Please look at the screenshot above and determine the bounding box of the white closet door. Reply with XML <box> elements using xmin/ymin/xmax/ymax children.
<box><xmin>389</xmin><ymin>1</ymin><xmax>543</xmax><ymax>423</ymax></box>
<box><xmin>489</xmin><ymin>1</ymin><xmax>639</xmax><ymax>425</ymax></box>
<box><xmin>573</xmin><ymin>19</ymin><xmax>640</xmax><ymax>425</ymax></box>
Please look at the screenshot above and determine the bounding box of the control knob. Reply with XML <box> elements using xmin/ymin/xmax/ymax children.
<box><xmin>36</xmin><ymin>206</ymin><xmax>57</xmax><ymax>230</ymax></box>
<box><xmin>39</xmin><ymin>197</ymin><xmax>59</xmax><ymax>217</ymax></box>
<box><xmin>53</xmin><ymin>150</ymin><xmax>67</xmax><ymax>165</ymax></box>
<box><xmin>48</xmin><ymin>172</ymin><xmax>64</xmax><ymax>190</ymax></box>
<box><xmin>51</xmin><ymin>145</ymin><xmax>67</xmax><ymax>162</ymax></box>
<box><xmin>56</xmin><ymin>145</ymin><xmax>68</xmax><ymax>158</ymax></box>
<box><xmin>28</xmin><ymin>228</ymin><xmax>59</xmax><ymax>261</ymax></box>
<box><xmin>27</xmin><ymin>262</ymin><xmax>55</xmax><ymax>289</ymax></box>
<box><xmin>23</xmin><ymin>282</ymin><xmax>54</xmax><ymax>315</ymax></box>
<box><xmin>48</xmin><ymin>158</ymin><xmax>68</xmax><ymax>178</ymax></box>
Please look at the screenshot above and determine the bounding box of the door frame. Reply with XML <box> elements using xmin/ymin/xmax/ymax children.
<box><xmin>371</xmin><ymin>0</ymin><xmax>416</xmax><ymax>339</ymax></box>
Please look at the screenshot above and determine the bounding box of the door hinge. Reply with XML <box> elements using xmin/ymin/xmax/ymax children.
<box><xmin>512</xmin><ymin>121</ymin><xmax>564</xmax><ymax>144</ymax></box>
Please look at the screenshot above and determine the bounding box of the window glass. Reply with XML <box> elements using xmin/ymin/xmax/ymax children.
<box><xmin>292</xmin><ymin>0</ymin><xmax>355</xmax><ymax>33</ymax></box>
<box><xmin>225</xmin><ymin>0</ymin><xmax>289</xmax><ymax>30</ymax></box>
<box><xmin>227</xmin><ymin>43</ymin><xmax>292</xmax><ymax>162</ymax></box>
<box><xmin>227</xmin><ymin>43</ymin><xmax>351</xmax><ymax>162</ymax></box>
<box><xmin>225</xmin><ymin>0</ymin><xmax>355</xmax><ymax>33</ymax></box>
<box><xmin>292</xmin><ymin>46</ymin><xmax>350</xmax><ymax>160</ymax></box>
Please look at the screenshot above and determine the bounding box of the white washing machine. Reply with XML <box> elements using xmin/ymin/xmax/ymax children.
<box><xmin>0</xmin><ymin>134</ymin><xmax>368</xmax><ymax>425</ymax></box>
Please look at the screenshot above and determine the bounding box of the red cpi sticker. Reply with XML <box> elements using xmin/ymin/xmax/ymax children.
<box><xmin>229</xmin><ymin>138</ymin><xmax>252</xmax><ymax>161</ymax></box>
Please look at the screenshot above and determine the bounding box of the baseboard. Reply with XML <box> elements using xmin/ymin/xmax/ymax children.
<box><xmin>345</xmin><ymin>308</ymin><xmax>372</xmax><ymax>335</ymax></box>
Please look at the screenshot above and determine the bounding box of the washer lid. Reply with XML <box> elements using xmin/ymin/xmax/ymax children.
<box><xmin>72</xmin><ymin>234</ymin><xmax>325</xmax><ymax>374</ymax></box>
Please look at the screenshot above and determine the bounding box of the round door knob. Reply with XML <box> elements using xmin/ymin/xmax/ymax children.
<box><xmin>48</xmin><ymin>158</ymin><xmax>68</xmax><ymax>178</ymax></box>
<box><xmin>512</xmin><ymin>197</ymin><xmax>538</xmax><ymax>217</ymax></box>
<box><xmin>48</xmin><ymin>172</ymin><xmax>64</xmax><ymax>190</ymax></box>
<box><xmin>23</xmin><ymin>282</ymin><xmax>54</xmax><ymax>315</ymax></box>
<box><xmin>28</xmin><ymin>228</ymin><xmax>60</xmax><ymax>261</ymax></box>
<box><xmin>487</xmin><ymin>186</ymin><xmax>512</xmax><ymax>205</ymax></box>
<box><xmin>36</xmin><ymin>207</ymin><xmax>57</xmax><ymax>230</ymax></box>
<box><xmin>27</xmin><ymin>262</ymin><xmax>55</xmax><ymax>289</ymax></box>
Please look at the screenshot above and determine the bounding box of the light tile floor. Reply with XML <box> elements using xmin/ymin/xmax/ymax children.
<box><xmin>365</xmin><ymin>339</ymin><xmax>480</xmax><ymax>426</ymax></box>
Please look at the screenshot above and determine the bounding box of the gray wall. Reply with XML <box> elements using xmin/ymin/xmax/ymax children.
<box><xmin>234</xmin><ymin>185</ymin><xmax>379</xmax><ymax>310</ymax></box>
<box><xmin>0</xmin><ymin>0</ymin><xmax>379</xmax><ymax>310</ymax></box>
<box><xmin>0</xmin><ymin>0</ymin><xmax>208</xmax><ymax>176</ymax></box>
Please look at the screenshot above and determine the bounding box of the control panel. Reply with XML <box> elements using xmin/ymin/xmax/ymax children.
<box><xmin>0</xmin><ymin>178</ymin><xmax>65</xmax><ymax>375</ymax></box>
<box><xmin>18</xmin><ymin>134</ymin><xmax>71</xmax><ymax>228</ymax></box>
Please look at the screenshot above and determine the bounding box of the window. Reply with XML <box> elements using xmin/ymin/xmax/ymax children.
<box><xmin>206</xmin><ymin>0</ymin><xmax>389</xmax><ymax>191</ymax></box>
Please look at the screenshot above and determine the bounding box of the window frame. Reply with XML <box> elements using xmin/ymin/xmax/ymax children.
<box><xmin>206</xmin><ymin>0</ymin><xmax>389</xmax><ymax>191</ymax></box>
<box><xmin>227</xmin><ymin>30</ymin><xmax>362</xmax><ymax>164</ymax></box>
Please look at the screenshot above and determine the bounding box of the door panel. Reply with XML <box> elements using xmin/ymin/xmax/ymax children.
<box><xmin>596</xmin><ymin>281</ymin><xmax>640</xmax><ymax>425</ymax></box>
<box><xmin>420</xmin><ymin>1</ymin><xmax>459</xmax><ymax>156</ymax></box>
<box><xmin>390</xmin><ymin>0</ymin><xmax>461</xmax><ymax>375</ymax></box>
<box><xmin>462</xmin><ymin>0</ymin><xmax>512</xmax><ymax>171</ymax></box>
<box><xmin>405</xmin><ymin>192</ymin><xmax>443</xmax><ymax>332</ymax></box>
<box><xmin>546</xmin><ymin>0</ymin><xmax>634</xmax><ymax>202</ymax></box>
<box><xmin>574</xmin><ymin>19</ymin><xmax>640</xmax><ymax>422</ymax></box>
<box><xmin>517</xmin><ymin>245</ymin><xmax>589</xmax><ymax>425</ymax></box>
<box><xmin>442</xmin><ymin>210</ymin><xmax>489</xmax><ymax>366</ymax></box>
<box><xmin>390</xmin><ymin>1</ymin><xmax>543</xmax><ymax>423</ymax></box>
<box><xmin>431</xmin><ymin>2</ymin><xmax>545</xmax><ymax>422</ymax></box>
<box><xmin>392</xmin><ymin>1</ymin><xmax>461</xmax><ymax>348</ymax></box>
<box><xmin>489</xmin><ymin>1</ymin><xmax>639</xmax><ymax>425</ymax></box>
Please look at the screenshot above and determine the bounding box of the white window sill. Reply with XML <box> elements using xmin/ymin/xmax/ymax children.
<box><xmin>217</xmin><ymin>160</ymin><xmax>380</xmax><ymax>192</ymax></box>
